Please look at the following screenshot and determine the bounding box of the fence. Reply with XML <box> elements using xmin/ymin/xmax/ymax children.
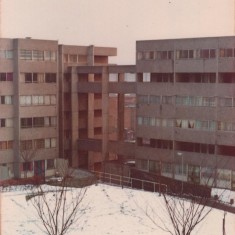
<box><xmin>92</xmin><ymin>171</ymin><xmax>167</xmax><ymax>194</ymax></box>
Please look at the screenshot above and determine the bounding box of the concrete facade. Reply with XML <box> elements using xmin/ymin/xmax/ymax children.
<box><xmin>135</xmin><ymin>36</ymin><xmax>235</xmax><ymax>189</ymax></box>
<box><xmin>1</xmin><ymin>36</ymin><xmax>235</xmax><ymax>190</ymax></box>
<box><xmin>0</xmin><ymin>38</ymin><xmax>58</xmax><ymax>179</ymax></box>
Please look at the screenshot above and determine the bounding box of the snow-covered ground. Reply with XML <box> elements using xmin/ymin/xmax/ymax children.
<box><xmin>1</xmin><ymin>184</ymin><xmax>235</xmax><ymax>235</ymax></box>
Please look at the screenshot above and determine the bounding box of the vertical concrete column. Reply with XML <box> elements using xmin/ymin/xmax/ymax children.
<box><xmin>87</xmin><ymin>45</ymin><xmax>94</xmax><ymax>65</ymax></box>
<box><xmin>58</xmin><ymin>45</ymin><xmax>64</xmax><ymax>159</ymax></box>
<box><xmin>87</xmin><ymin>45</ymin><xmax>95</xmax><ymax>169</ymax></box>
<box><xmin>13</xmin><ymin>39</ymin><xmax>20</xmax><ymax>178</ymax></box>
<box><xmin>70</xmin><ymin>67</ymin><xmax>79</xmax><ymax>167</ymax></box>
<box><xmin>102</xmin><ymin>66</ymin><xmax>109</xmax><ymax>162</ymax></box>
<box><xmin>118</xmin><ymin>73</ymin><xmax>125</xmax><ymax>141</ymax></box>
<box><xmin>88</xmin><ymin>74</ymin><xmax>95</xmax><ymax>169</ymax></box>
<box><xmin>214</xmin><ymin>45</ymin><xmax>219</xmax><ymax>186</ymax></box>
<box><xmin>88</xmin><ymin>74</ymin><xmax>95</xmax><ymax>138</ymax></box>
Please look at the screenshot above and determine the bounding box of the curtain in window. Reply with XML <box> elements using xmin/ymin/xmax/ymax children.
<box><xmin>176</xmin><ymin>119</ymin><xmax>182</xmax><ymax>128</ymax></box>
<box><xmin>6</xmin><ymin>118</ymin><xmax>13</xmax><ymax>127</ymax></box>
<box><xmin>26</xmin><ymin>96</ymin><xmax>31</xmax><ymax>105</ymax></box>
<box><xmin>44</xmin><ymin>117</ymin><xmax>50</xmax><ymax>126</ymax></box>
<box><xmin>51</xmin><ymin>138</ymin><xmax>56</xmax><ymax>148</ymax></box>
<box><xmin>44</xmin><ymin>95</ymin><xmax>50</xmax><ymax>105</ymax></box>
<box><xmin>45</xmin><ymin>139</ymin><xmax>51</xmax><ymax>148</ymax></box>
<box><xmin>137</xmin><ymin>117</ymin><xmax>142</xmax><ymax>125</ymax></box>
<box><xmin>50</xmin><ymin>117</ymin><xmax>57</xmax><ymax>126</ymax></box>
<box><xmin>38</xmin><ymin>96</ymin><xmax>44</xmax><ymax>105</ymax></box>
<box><xmin>5</xmin><ymin>96</ymin><xmax>12</xmax><ymax>105</ymax></box>
<box><xmin>189</xmin><ymin>120</ymin><xmax>195</xmax><ymax>128</ymax></box>
<box><xmin>50</xmin><ymin>95</ymin><xmax>56</xmax><ymax>105</ymax></box>
<box><xmin>182</xmin><ymin>120</ymin><xmax>188</xmax><ymax>128</ymax></box>
<box><xmin>20</xmin><ymin>96</ymin><xmax>26</xmax><ymax>105</ymax></box>
<box><xmin>150</xmin><ymin>117</ymin><xmax>155</xmax><ymax>126</ymax></box>
<box><xmin>32</xmin><ymin>96</ymin><xmax>39</xmax><ymax>105</ymax></box>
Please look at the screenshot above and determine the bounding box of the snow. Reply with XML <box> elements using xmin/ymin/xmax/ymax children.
<box><xmin>1</xmin><ymin>184</ymin><xmax>235</xmax><ymax>235</ymax></box>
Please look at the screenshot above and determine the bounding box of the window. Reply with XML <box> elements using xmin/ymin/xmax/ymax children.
<box><xmin>137</xmin><ymin>117</ymin><xmax>143</xmax><ymax>125</ymax></box>
<box><xmin>32</xmin><ymin>50</ymin><xmax>44</xmax><ymax>61</ymax></box>
<box><xmin>137</xmin><ymin>159</ymin><xmax>148</xmax><ymax>171</ymax></box>
<box><xmin>45</xmin><ymin>73</ymin><xmax>56</xmax><ymax>83</ymax></box>
<box><xmin>44</xmin><ymin>95</ymin><xmax>50</xmax><ymax>105</ymax></box>
<box><xmin>143</xmin><ymin>73</ymin><xmax>150</xmax><ymax>82</ymax></box>
<box><xmin>69</xmin><ymin>54</ymin><xmax>78</xmax><ymax>63</ymax></box>
<box><xmin>20</xmin><ymin>140</ymin><xmax>33</xmax><ymax>150</ymax></box>
<box><xmin>44</xmin><ymin>117</ymin><xmax>50</xmax><ymax>126</ymax></box>
<box><xmin>156</xmin><ymin>51</ymin><xmax>174</xmax><ymax>60</ymax></box>
<box><xmin>0</xmin><ymin>141</ymin><xmax>8</xmax><ymax>150</ymax></box>
<box><xmin>220</xmin><ymin>48</ymin><xmax>234</xmax><ymax>58</ymax></box>
<box><xmin>64</xmin><ymin>54</ymin><xmax>69</xmax><ymax>63</ymax></box>
<box><xmin>25</xmin><ymin>96</ymin><xmax>32</xmax><ymax>105</ymax></box>
<box><xmin>44</xmin><ymin>139</ymin><xmax>50</xmax><ymax>148</ymax></box>
<box><xmin>0</xmin><ymin>73</ymin><xmax>13</xmax><ymax>81</ymax></box>
<box><xmin>162</xmin><ymin>162</ymin><xmax>172</xmax><ymax>173</ymax></box>
<box><xmin>51</xmin><ymin>138</ymin><xmax>56</xmax><ymax>148</ymax></box>
<box><xmin>25</xmin><ymin>73</ymin><xmax>33</xmax><ymax>83</ymax></box>
<box><xmin>34</xmin><ymin>139</ymin><xmax>44</xmax><ymax>149</ymax></box>
<box><xmin>37</xmin><ymin>73</ymin><xmax>44</xmax><ymax>83</ymax></box>
<box><xmin>177</xmin><ymin>49</ymin><xmax>216</xmax><ymax>59</ymax></box>
<box><xmin>155</xmin><ymin>119</ymin><xmax>161</xmax><ymax>127</ymax></box>
<box><xmin>1</xmin><ymin>96</ymin><xmax>13</xmax><ymax>105</ymax></box>
<box><xmin>138</xmin><ymin>95</ymin><xmax>149</xmax><ymax>104</ymax></box>
<box><xmin>143</xmin><ymin>117</ymin><xmax>149</xmax><ymax>126</ymax></box>
<box><xmin>47</xmin><ymin>159</ymin><xmax>54</xmax><ymax>169</ymax></box>
<box><xmin>38</xmin><ymin>96</ymin><xmax>44</xmax><ymax>105</ymax></box>
<box><xmin>6</xmin><ymin>50</ymin><xmax>13</xmax><ymax>59</ymax></box>
<box><xmin>1</xmin><ymin>118</ymin><xmax>13</xmax><ymax>128</ymax></box>
<box><xmin>20</xmin><ymin>96</ymin><xmax>31</xmax><ymax>106</ymax></box>
<box><xmin>21</xmin><ymin>118</ymin><xmax>33</xmax><ymax>128</ymax></box>
<box><xmin>181</xmin><ymin>120</ymin><xmax>188</xmax><ymax>128</ymax></box>
<box><xmin>210</xmin><ymin>49</ymin><xmax>216</xmax><ymax>58</ymax></box>
<box><xmin>20</xmin><ymin>50</ymin><xmax>32</xmax><ymax>60</ymax></box>
<box><xmin>32</xmin><ymin>73</ymin><xmax>38</xmax><ymax>83</ymax></box>
<box><xmin>44</xmin><ymin>51</ymin><xmax>56</xmax><ymax>61</ymax></box>
<box><xmin>0</xmin><ymin>50</ymin><xmax>13</xmax><ymax>59</ymax></box>
<box><xmin>137</xmin><ymin>52</ymin><xmax>143</xmax><ymax>60</ymax></box>
<box><xmin>50</xmin><ymin>117</ymin><xmax>57</xmax><ymax>126</ymax></box>
<box><xmin>0</xmin><ymin>73</ymin><xmax>6</xmax><ymax>81</ymax></box>
<box><xmin>200</xmin><ymin>49</ymin><xmax>210</xmax><ymax>59</ymax></box>
<box><xmin>144</xmin><ymin>51</ymin><xmax>154</xmax><ymax>60</ymax></box>
<box><xmin>219</xmin><ymin>97</ymin><xmax>233</xmax><ymax>107</ymax></box>
<box><xmin>149</xmin><ymin>117</ymin><xmax>155</xmax><ymax>126</ymax></box>
<box><xmin>162</xmin><ymin>96</ymin><xmax>173</xmax><ymax>104</ymax></box>
<box><xmin>178</xmin><ymin>50</ymin><xmax>188</xmax><ymax>59</ymax></box>
<box><xmin>151</xmin><ymin>73</ymin><xmax>173</xmax><ymax>83</ymax></box>
<box><xmin>209</xmin><ymin>121</ymin><xmax>216</xmax><ymax>131</ymax></box>
<box><xmin>50</xmin><ymin>95</ymin><xmax>56</xmax><ymax>105</ymax></box>
<box><xmin>0</xmin><ymin>119</ymin><xmax>5</xmax><ymax>127</ymax></box>
<box><xmin>33</xmin><ymin>117</ymin><xmax>44</xmax><ymax>127</ymax></box>
<box><xmin>149</xmin><ymin>161</ymin><xmax>160</xmax><ymax>173</ymax></box>
<box><xmin>176</xmin><ymin>119</ymin><xmax>182</xmax><ymax>128</ymax></box>
<box><xmin>149</xmin><ymin>95</ymin><xmax>161</xmax><ymax>104</ymax></box>
<box><xmin>23</xmin><ymin>162</ymin><xmax>32</xmax><ymax>171</ymax></box>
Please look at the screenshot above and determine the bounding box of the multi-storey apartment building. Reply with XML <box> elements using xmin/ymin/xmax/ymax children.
<box><xmin>0</xmin><ymin>38</ymin><xmax>58</xmax><ymax>179</ymax></box>
<box><xmin>0</xmin><ymin>37</ymin><xmax>118</xmax><ymax>180</ymax></box>
<box><xmin>58</xmin><ymin>44</ymin><xmax>118</xmax><ymax>170</ymax></box>
<box><xmin>1</xmin><ymin>36</ymin><xmax>235</xmax><ymax>190</ymax></box>
<box><xmin>71</xmin><ymin>64</ymin><xmax>136</xmax><ymax>172</ymax></box>
<box><xmin>135</xmin><ymin>36</ymin><xmax>235</xmax><ymax>189</ymax></box>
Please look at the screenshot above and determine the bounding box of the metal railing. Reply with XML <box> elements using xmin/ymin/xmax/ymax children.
<box><xmin>92</xmin><ymin>171</ymin><xmax>167</xmax><ymax>194</ymax></box>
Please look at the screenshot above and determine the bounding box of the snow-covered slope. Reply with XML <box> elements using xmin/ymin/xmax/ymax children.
<box><xmin>1</xmin><ymin>184</ymin><xmax>235</xmax><ymax>235</ymax></box>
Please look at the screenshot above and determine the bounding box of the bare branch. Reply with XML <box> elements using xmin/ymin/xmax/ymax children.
<box><xmin>27</xmin><ymin>167</ymin><xmax>88</xmax><ymax>235</ymax></box>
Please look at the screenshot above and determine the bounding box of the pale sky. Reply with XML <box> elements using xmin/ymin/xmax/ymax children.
<box><xmin>1</xmin><ymin>0</ymin><xmax>235</xmax><ymax>64</ymax></box>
